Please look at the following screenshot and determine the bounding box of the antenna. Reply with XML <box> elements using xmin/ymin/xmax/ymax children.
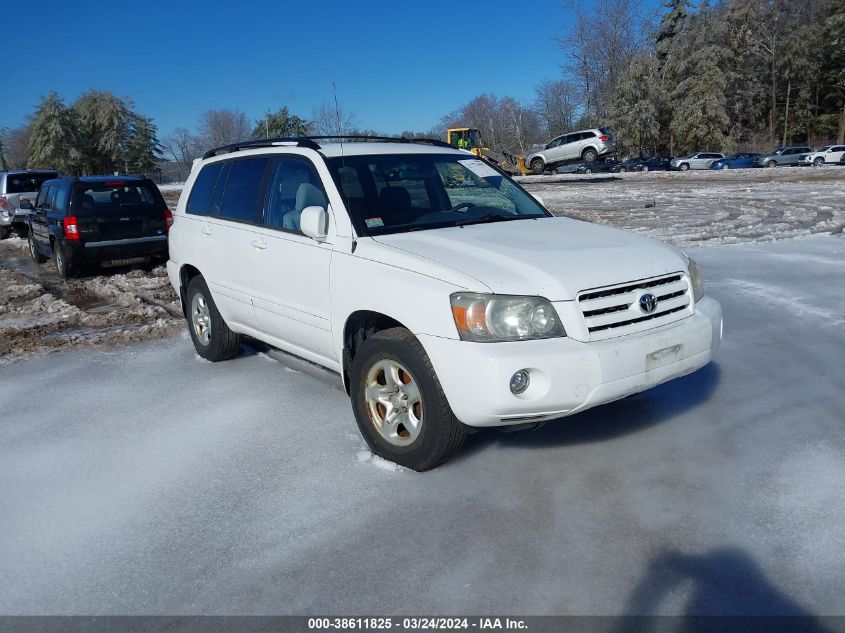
<box><xmin>332</xmin><ymin>81</ymin><xmax>344</xmax><ymax>158</ymax></box>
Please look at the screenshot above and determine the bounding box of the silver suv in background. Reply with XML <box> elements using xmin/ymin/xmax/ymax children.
<box><xmin>669</xmin><ymin>153</ymin><xmax>725</xmax><ymax>171</ymax></box>
<box><xmin>525</xmin><ymin>128</ymin><xmax>615</xmax><ymax>174</ymax></box>
<box><xmin>753</xmin><ymin>146</ymin><xmax>813</xmax><ymax>167</ymax></box>
<box><xmin>0</xmin><ymin>169</ymin><xmax>60</xmax><ymax>238</ymax></box>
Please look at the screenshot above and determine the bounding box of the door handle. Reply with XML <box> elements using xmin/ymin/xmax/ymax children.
<box><xmin>201</xmin><ymin>225</ymin><xmax>212</xmax><ymax>236</ymax></box>
<box><xmin>250</xmin><ymin>239</ymin><xmax>267</xmax><ymax>250</ymax></box>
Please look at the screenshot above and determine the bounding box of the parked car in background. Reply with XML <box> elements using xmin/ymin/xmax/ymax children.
<box><xmin>0</xmin><ymin>169</ymin><xmax>60</xmax><ymax>239</ymax></box>
<box><xmin>575</xmin><ymin>159</ymin><xmax>621</xmax><ymax>174</ymax></box>
<box><xmin>526</xmin><ymin>128</ymin><xmax>616</xmax><ymax>174</ymax></box>
<box><xmin>25</xmin><ymin>176</ymin><xmax>171</xmax><ymax>278</ymax></box>
<box><xmin>798</xmin><ymin>145</ymin><xmax>845</xmax><ymax>166</ymax></box>
<box><xmin>168</xmin><ymin>136</ymin><xmax>722</xmax><ymax>470</ymax></box>
<box><xmin>753</xmin><ymin>146</ymin><xmax>813</xmax><ymax>167</ymax></box>
<box><xmin>618</xmin><ymin>156</ymin><xmax>672</xmax><ymax>172</ymax></box>
<box><xmin>709</xmin><ymin>153</ymin><xmax>762</xmax><ymax>170</ymax></box>
<box><xmin>670</xmin><ymin>153</ymin><xmax>725</xmax><ymax>171</ymax></box>
<box><xmin>554</xmin><ymin>162</ymin><xmax>585</xmax><ymax>174</ymax></box>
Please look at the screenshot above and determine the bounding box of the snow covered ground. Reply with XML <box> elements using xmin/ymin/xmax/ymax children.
<box><xmin>518</xmin><ymin>166</ymin><xmax>845</xmax><ymax>248</ymax></box>
<box><xmin>1</xmin><ymin>235</ymin><xmax>843</xmax><ymax>615</ymax></box>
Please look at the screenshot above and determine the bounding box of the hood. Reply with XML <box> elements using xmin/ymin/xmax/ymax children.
<box><xmin>372</xmin><ymin>217</ymin><xmax>688</xmax><ymax>301</ymax></box>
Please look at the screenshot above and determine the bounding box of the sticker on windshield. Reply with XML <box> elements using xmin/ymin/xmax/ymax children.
<box><xmin>365</xmin><ymin>217</ymin><xmax>384</xmax><ymax>228</ymax></box>
<box><xmin>458</xmin><ymin>159</ymin><xmax>500</xmax><ymax>178</ymax></box>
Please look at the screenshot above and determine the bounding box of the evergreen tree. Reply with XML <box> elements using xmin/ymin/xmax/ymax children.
<box><xmin>74</xmin><ymin>90</ymin><xmax>132</xmax><ymax>174</ymax></box>
<box><xmin>27</xmin><ymin>93</ymin><xmax>81</xmax><ymax>173</ymax></box>
<box><xmin>608</xmin><ymin>54</ymin><xmax>663</xmax><ymax>155</ymax></box>
<box><xmin>125</xmin><ymin>114</ymin><xmax>161</xmax><ymax>174</ymax></box>
<box><xmin>655</xmin><ymin>0</ymin><xmax>692</xmax><ymax>68</ymax></box>
<box><xmin>252</xmin><ymin>107</ymin><xmax>309</xmax><ymax>139</ymax></box>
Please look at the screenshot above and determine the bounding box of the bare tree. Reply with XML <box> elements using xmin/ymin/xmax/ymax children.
<box><xmin>163</xmin><ymin>126</ymin><xmax>202</xmax><ymax>176</ymax></box>
<box><xmin>310</xmin><ymin>102</ymin><xmax>357</xmax><ymax>136</ymax></box>
<box><xmin>533</xmin><ymin>79</ymin><xmax>579</xmax><ymax>137</ymax></box>
<box><xmin>197</xmin><ymin>109</ymin><xmax>251</xmax><ymax>148</ymax></box>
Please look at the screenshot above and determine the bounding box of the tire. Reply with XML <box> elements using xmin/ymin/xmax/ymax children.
<box><xmin>0</xmin><ymin>226</ymin><xmax>9</xmax><ymax>240</ymax></box>
<box><xmin>766</xmin><ymin>160</ymin><xmax>777</xmax><ymax>168</ymax></box>
<box><xmin>619</xmin><ymin>167</ymin><xmax>627</xmax><ymax>173</ymax></box>
<box><xmin>642</xmin><ymin>165</ymin><xmax>649</xmax><ymax>172</ymax></box>
<box><xmin>813</xmin><ymin>157</ymin><xmax>824</xmax><ymax>167</ymax></box>
<box><xmin>584</xmin><ymin>167</ymin><xmax>592</xmax><ymax>174</ymax></box>
<box><xmin>530</xmin><ymin>158</ymin><xmax>545</xmax><ymax>175</ymax></box>
<box><xmin>186</xmin><ymin>275</ymin><xmax>241</xmax><ymax>361</ymax></box>
<box><xmin>679</xmin><ymin>163</ymin><xmax>690</xmax><ymax>171</ymax></box>
<box><xmin>582</xmin><ymin>148</ymin><xmax>598</xmax><ymax>163</ymax></box>
<box><xmin>350</xmin><ymin>327</ymin><xmax>465</xmax><ymax>471</ymax></box>
<box><xmin>54</xmin><ymin>241</ymin><xmax>75</xmax><ymax>279</ymax></box>
<box><xmin>29</xmin><ymin>231</ymin><xmax>47</xmax><ymax>263</ymax></box>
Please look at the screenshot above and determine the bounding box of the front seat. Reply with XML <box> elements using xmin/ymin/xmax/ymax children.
<box><xmin>283</xmin><ymin>183</ymin><xmax>327</xmax><ymax>232</ymax></box>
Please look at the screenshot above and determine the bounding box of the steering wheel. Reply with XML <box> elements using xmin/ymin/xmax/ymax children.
<box><xmin>451</xmin><ymin>202</ymin><xmax>476</xmax><ymax>213</ymax></box>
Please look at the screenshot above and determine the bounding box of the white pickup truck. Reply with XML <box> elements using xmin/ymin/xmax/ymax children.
<box><xmin>167</xmin><ymin>137</ymin><xmax>722</xmax><ymax>470</ymax></box>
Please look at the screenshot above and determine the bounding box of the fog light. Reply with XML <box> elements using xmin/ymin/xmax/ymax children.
<box><xmin>510</xmin><ymin>370</ymin><xmax>530</xmax><ymax>395</ymax></box>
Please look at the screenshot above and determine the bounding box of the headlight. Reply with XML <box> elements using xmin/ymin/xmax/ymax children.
<box><xmin>688</xmin><ymin>258</ymin><xmax>705</xmax><ymax>302</ymax></box>
<box><xmin>450</xmin><ymin>293</ymin><xmax>566</xmax><ymax>342</ymax></box>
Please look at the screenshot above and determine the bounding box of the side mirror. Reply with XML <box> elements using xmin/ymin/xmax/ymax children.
<box><xmin>300</xmin><ymin>205</ymin><xmax>328</xmax><ymax>241</ymax></box>
<box><xmin>20</xmin><ymin>199</ymin><xmax>33</xmax><ymax>210</ymax></box>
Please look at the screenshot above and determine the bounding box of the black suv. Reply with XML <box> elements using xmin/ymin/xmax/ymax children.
<box><xmin>24</xmin><ymin>176</ymin><xmax>171</xmax><ymax>278</ymax></box>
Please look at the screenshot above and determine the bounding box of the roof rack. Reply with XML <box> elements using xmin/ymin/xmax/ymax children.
<box><xmin>202</xmin><ymin>135</ymin><xmax>452</xmax><ymax>159</ymax></box>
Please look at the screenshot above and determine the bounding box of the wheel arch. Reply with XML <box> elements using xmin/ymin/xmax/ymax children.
<box><xmin>179</xmin><ymin>264</ymin><xmax>204</xmax><ymax>318</ymax></box>
<box><xmin>341</xmin><ymin>310</ymin><xmax>410</xmax><ymax>394</ymax></box>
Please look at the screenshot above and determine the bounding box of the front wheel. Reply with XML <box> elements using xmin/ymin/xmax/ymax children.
<box><xmin>642</xmin><ymin>165</ymin><xmax>649</xmax><ymax>172</ymax></box>
<box><xmin>186</xmin><ymin>276</ymin><xmax>241</xmax><ymax>361</ymax></box>
<box><xmin>530</xmin><ymin>158</ymin><xmax>545</xmax><ymax>175</ymax></box>
<box><xmin>813</xmin><ymin>157</ymin><xmax>824</xmax><ymax>167</ymax></box>
<box><xmin>766</xmin><ymin>160</ymin><xmax>777</xmax><ymax>168</ymax></box>
<box><xmin>584</xmin><ymin>167</ymin><xmax>592</xmax><ymax>174</ymax></box>
<box><xmin>679</xmin><ymin>163</ymin><xmax>690</xmax><ymax>171</ymax></box>
<box><xmin>350</xmin><ymin>327</ymin><xmax>465</xmax><ymax>471</ymax></box>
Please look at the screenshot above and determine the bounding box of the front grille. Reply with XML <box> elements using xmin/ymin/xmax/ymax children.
<box><xmin>577</xmin><ymin>273</ymin><xmax>692</xmax><ymax>341</ymax></box>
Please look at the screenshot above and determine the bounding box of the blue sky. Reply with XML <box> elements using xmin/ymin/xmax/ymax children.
<box><xmin>4</xmin><ymin>0</ymin><xmax>660</xmax><ymax>137</ymax></box>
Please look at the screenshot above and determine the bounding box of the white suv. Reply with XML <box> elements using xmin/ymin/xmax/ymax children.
<box><xmin>168</xmin><ymin>137</ymin><xmax>722</xmax><ymax>470</ymax></box>
<box><xmin>525</xmin><ymin>128</ymin><xmax>616</xmax><ymax>174</ymax></box>
<box><xmin>799</xmin><ymin>145</ymin><xmax>845</xmax><ymax>166</ymax></box>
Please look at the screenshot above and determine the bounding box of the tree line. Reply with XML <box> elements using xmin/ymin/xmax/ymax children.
<box><xmin>442</xmin><ymin>0</ymin><xmax>844</xmax><ymax>157</ymax></box>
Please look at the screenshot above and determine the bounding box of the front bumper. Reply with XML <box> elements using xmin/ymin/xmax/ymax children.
<box><xmin>419</xmin><ymin>296</ymin><xmax>722</xmax><ymax>427</ymax></box>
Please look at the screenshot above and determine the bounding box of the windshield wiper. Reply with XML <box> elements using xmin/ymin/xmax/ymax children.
<box><xmin>453</xmin><ymin>213</ymin><xmax>527</xmax><ymax>228</ymax></box>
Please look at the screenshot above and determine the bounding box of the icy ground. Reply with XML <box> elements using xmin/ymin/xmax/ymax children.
<box><xmin>1</xmin><ymin>235</ymin><xmax>843</xmax><ymax>615</ymax></box>
<box><xmin>517</xmin><ymin>166</ymin><xmax>845</xmax><ymax>248</ymax></box>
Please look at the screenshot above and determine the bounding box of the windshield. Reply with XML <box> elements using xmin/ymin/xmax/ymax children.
<box><xmin>326</xmin><ymin>153</ymin><xmax>550</xmax><ymax>236</ymax></box>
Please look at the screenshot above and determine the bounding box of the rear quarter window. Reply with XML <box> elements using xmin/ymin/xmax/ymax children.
<box><xmin>187</xmin><ymin>162</ymin><xmax>224</xmax><ymax>216</ymax></box>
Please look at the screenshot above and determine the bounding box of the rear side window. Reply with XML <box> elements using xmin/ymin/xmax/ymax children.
<box><xmin>581</xmin><ymin>131</ymin><xmax>596</xmax><ymax>139</ymax></box>
<box><xmin>219</xmin><ymin>157</ymin><xmax>269</xmax><ymax>223</ymax></box>
<box><xmin>53</xmin><ymin>186</ymin><xmax>69</xmax><ymax>212</ymax></box>
<box><xmin>72</xmin><ymin>181</ymin><xmax>163</xmax><ymax>214</ymax></box>
<box><xmin>5</xmin><ymin>172</ymin><xmax>59</xmax><ymax>194</ymax></box>
<box><xmin>187</xmin><ymin>162</ymin><xmax>224</xmax><ymax>216</ymax></box>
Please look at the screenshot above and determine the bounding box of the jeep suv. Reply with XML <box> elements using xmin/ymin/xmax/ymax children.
<box><xmin>0</xmin><ymin>169</ymin><xmax>60</xmax><ymax>239</ymax></box>
<box><xmin>26</xmin><ymin>176</ymin><xmax>171</xmax><ymax>277</ymax></box>
<box><xmin>168</xmin><ymin>137</ymin><xmax>722</xmax><ymax>471</ymax></box>
<box><xmin>525</xmin><ymin>128</ymin><xmax>615</xmax><ymax>174</ymax></box>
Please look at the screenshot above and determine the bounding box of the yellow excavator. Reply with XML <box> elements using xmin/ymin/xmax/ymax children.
<box><xmin>446</xmin><ymin>127</ymin><xmax>528</xmax><ymax>175</ymax></box>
